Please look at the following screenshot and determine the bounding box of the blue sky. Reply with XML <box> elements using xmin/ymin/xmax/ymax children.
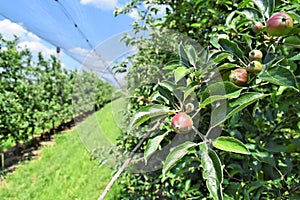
<box><xmin>0</xmin><ymin>0</ymin><xmax>137</xmax><ymax>71</ymax></box>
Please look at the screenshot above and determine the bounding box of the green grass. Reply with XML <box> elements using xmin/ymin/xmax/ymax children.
<box><xmin>96</xmin><ymin>98</ymin><xmax>126</xmax><ymax>143</ymax></box>
<box><xmin>0</xmin><ymin>100</ymin><xmax>124</xmax><ymax>200</ymax></box>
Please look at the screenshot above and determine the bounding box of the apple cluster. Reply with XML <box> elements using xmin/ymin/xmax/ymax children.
<box><xmin>229</xmin><ymin>11</ymin><xmax>294</xmax><ymax>86</ymax></box>
<box><xmin>252</xmin><ymin>11</ymin><xmax>293</xmax><ymax>36</ymax></box>
<box><xmin>171</xmin><ymin>12</ymin><xmax>294</xmax><ymax>133</ymax></box>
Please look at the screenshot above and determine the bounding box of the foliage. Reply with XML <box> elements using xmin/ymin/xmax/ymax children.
<box><xmin>0</xmin><ymin>36</ymin><xmax>114</xmax><ymax>146</ymax></box>
<box><xmin>0</xmin><ymin>103</ymin><xmax>122</xmax><ymax>199</ymax></box>
<box><xmin>114</xmin><ymin>0</ymin><xmax>300</xmax><ymax>199</ymax></box>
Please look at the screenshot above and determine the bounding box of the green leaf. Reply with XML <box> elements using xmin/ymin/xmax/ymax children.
<box><xmin>289</xmin><ymin>27</ymin><xmax>300</xmax><ymax>35</ymax></box>
<box><xmin>226</xmin><ymin>11</ymin><xmax>236</xmax><ymax>27</ymax></box>
<box><xmin>206</xmin><ymin>81</ymin><xmax>243</xmax><ymax>100</ymax></box>
<box><xmin>237</xmin><ymin>7</ymin><xmax>263</xmax><ymax>21</ymax></box>
<box><xmin>174</xmin><ymin>66</ymin><xmax>188</xmax><ymax>83</ymax></box>
<box><xmin>288</xmin><ymin>53</ymin><xmax>300</xmax><ymax>61</ymax></box>
<box><xmin>265</xmin><ymin>141</ymin><xmax>286</xmax><ymax>153</ymax></box>
<box><xmin>200</xmin><ymin>143</ymin><xmax>224</xmax><ymax>200</ymax></box>
<box><xmin>213</xmin><ymin>136</ymin><xmax>250</xmax><ymax>155</ymax></box>
<box><xmin>229</xmin><ymin>92</ymin><xmax>265</xmax><ymax>107</ymax></box>
<box><xmin>237</xmin><ymin>0</ymin><xmax>252</xmax><ymax>9</ymax></box>
<box><xmin>157</xmin><ymin>81</ymin><xmax>177</xmax><ymax>105</ymax></box>
<box><xmin>252</xmin><ymin>150</ymin><xmax>276</xmax><ymax>167</ymax></box>
<box><xmin>208</xmin><ymin>150</ymin><xmax>223</xmax><ymax>184</ymax></box>
<box><xmin>212</xmin><ymin>52</ymin><xmax>232</xmax><ymax>63</ymax></box>
<box><xmin>183</xmin><ymin>85</ymin><xmax>198</xmax><ymax>102</ymax></box>
<box><xmin>144</xmin><ymin>131</ymin><xmax>169</xmax><ymax>163</ymax></box>
<box><xmin>211</xmin><ymin>92</ymin><xmax>268</xmax><ymax>127</ymax></box>
<box><xmin>266</xmin><ymin>0</ymin><xmax>275</xmax><ymax>19</ymax></box>
<box><xmin>258</xmin><ymin>66</ymin><xmax>298</xmax><ymax>90</ymax></box>
<box><xmin>198</xmin><ymin>48</ymin><xmax>210</xmax><ymax>65</ymax></box>
<box><xmin>185</xmin><ymin>179</ymin><xmax>191</xmax><ymax>191</ymax></box>
<box><xmin>159</xmin><ymin>81</ymin><xmax>176</xmax><ymax>92</ymax></box>
<box><xmin>210</xmin><ymin>37</ymin><xmax>220</xmax><ymax>49</ymax></box>
<box><xmin>163</xmin><ymin>64</ymin><xmax>182</xmax><ymax>70</ymax></box>
<box><xmin>217</xmin><ymin>63</ymin><xmax>236</xmax><ymax>71</ymax></box>
<box><xmin>179</xmin><ymin>43</ymin><xmax>189</xmax><ymax>67</ymax></box>
<box><xmin>187</xmin><ymin>46</ymin><xmax>197</xmax><ymax>67</ymax></box>
<box><xmin>286</xmin><ymin>138</ymin><xmax>300</xmax><ymax>153</ymax></box>
<box><xmin>218</xmin><ymin>38</ymin><xmax>243</xmax><ymax>58</ymax></box>
<box><xmin>162</xmin><ymin>141</ymin><xmax>197</xmax><ymax>181</ymax></box>
<box><xmin>200</xmin><ymin>95</ymin><xmax>228</xmax><ymax>109</ymax></box>
<box><xmin>252</xmin><ymin>0</ymin><xmax>274</xmax><ymax>19</ymax></box>
<box><xmin>252</xmin><ymin>0</ymin><xmax>268</xmax><ymax>17</ymax></box>
<box><xmin>287</xmin><ymin>11</ymin><xmax>300</xmax><ymax>23</ymax></box>
<box><xmin>284</xmin><ymin>36</ymin><xmax>300</xmax><ymax>46</ymax></box>
<box><xmin>149</xmin><ymin>91</ymin><xmax>169</xmax><ymax>104</ymax></box>
<box><xmin>127</xmin><ymin>105</ymin><xmax>172</xmax><ymax>132</ymax></box>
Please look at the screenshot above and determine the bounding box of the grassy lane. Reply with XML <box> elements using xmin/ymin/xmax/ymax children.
<box><xmin>0</xmin><ymin>100</ymin><xmax>124</xmax><ymax>200</ymax></box>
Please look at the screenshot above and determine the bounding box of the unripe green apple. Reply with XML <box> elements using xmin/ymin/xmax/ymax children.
<box><xmin>171</xmin><ymin>112</ymin><xmax>193</xmax><ymax>134</ymax></box>
<box><xmin>229</xmin><ymin>68</ymin><xmax>248</xmax><ymax>86</ymax></box>
<box><xmin>246</xmin><ymin>61</ymin><xmax>262</xmax><ymax>74</ymax></box>
<box><xmin>249</xmin><ymin>50</ymin><xmax>263</xmax><ymax>61</ymax></box>
<box><xmin>266</xmin><ymin>12</ymin><xmax>293</xmax><ymax>36</ymax></box>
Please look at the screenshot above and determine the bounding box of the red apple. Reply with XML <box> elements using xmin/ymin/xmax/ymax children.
<box><xmin>266</xmin><ymin>12</ymin><xmax>293</xmax><ymax>36</ymax></box>
<box><xmin>229</xmin><ymin>68</ymin><xmax>248</xmax><ymax>86</ymax></box>
<box><xmin>171</xmin><ymin>112</ymin><xmax>193</xmax><ymax>134</ymax></box>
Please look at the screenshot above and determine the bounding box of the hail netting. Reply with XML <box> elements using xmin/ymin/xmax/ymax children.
<box><xmin>0</xmin><ymin>0</ymin><xmax>135</xmax><ymax>87</ymax></box>
<box><xmin>0</xmin><ymin>0</ymin><xmax>138</xmax><ymax>155</ymax></box>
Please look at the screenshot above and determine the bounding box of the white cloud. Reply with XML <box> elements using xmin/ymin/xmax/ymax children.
<box><xmin>0</xmin><ymin>19</ymin><xmax>56</xmax><ymax>56</ymax></box>
<box><xmin>69</xmin><ymin>47</ymin><xmax>90</xmax><ymax>56</ymax></box>
<box><xmin>26</xmin><ymin>32</ymin><xmax>40</xmax><ymax>41</ymax></box>
<box><xmin>128</xmin><ymin>9</ymin><xmax>140</xmax><ymax>20</ymax></box>
<box><xmin>0</xmin><ymin>19</ymin><xmax>26</xmax><ymax>40</ymax></box>
<box><xmin>69</xmin><ymin>46</ymin><xmax>113</xmax><ymax>72</ymax></box>
<box><xmin>18</xmin><ymin>41</ymin><xmax>56</xmax><ymax>55</ymax></box>
<box><xmin>126</xmin><ymin>3</ymin><xmax>168</xmax><ymax>20</ymax></box>
<box><xmin>80</xmin><ymin>0</ymin><xmax>118</xmax><ymax>10</ymax></box>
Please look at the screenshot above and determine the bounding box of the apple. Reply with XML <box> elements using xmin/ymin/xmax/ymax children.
<box><xmin>246</xmin><ymin>61</ymin><xmax>262</xmax><ymax>74</ymax></box>
<box><xmin>249</xmin><ymin>50</ymin><xmax>263</xmax><ymax>61</ymax></box>
<box><xmin>252</xmin><ymin>21</ymin><xmax>263</xmax><ymax>33</ymax></box>
<box><xmin>229</xmin><ymin>68</ymin><xmax>248</xmax><ymax>86</ymax></box>
<box><xmin>266</xmin><ymin>12</ymin><xmax>293</xmax><ymax>36</ymax></box>
<box><xmin>171</xmin><ymin>112</ymin><xmax>193</xmax><ymax>134</ymax></box>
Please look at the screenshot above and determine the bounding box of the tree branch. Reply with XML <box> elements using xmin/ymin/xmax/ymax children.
<box><xmin>98</xmin><ymin>121</ymin><xmax>161</xmax><ymax>200</ymax></box>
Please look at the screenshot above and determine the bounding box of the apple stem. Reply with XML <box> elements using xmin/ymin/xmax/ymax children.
<box><xmin>238</xmin><ymin>58</ymin><xmax>248</xmax><ymax>68</ymax></box>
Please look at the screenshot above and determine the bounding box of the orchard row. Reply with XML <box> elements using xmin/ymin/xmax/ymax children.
<box><xmin>0</xmin><ymin>36</ymin><xmax>114</xmax><ymax>144</ymax></box>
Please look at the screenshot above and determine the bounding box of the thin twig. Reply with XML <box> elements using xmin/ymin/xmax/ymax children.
<box><xmin>192</xmin><ymin>126</ymin><xmax>206</xmax><ymax>142</ymax></box>
<box><xmin>98</xmin><ymin>121</ymin><xmax>161</xmax><ymax>200</ymax></box>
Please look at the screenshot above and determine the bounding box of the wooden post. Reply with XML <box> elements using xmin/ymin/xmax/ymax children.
<box><xmin>1</xmin><ymin>153</ymin><xmax>4</xmax><ymax>171</ymax></box>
